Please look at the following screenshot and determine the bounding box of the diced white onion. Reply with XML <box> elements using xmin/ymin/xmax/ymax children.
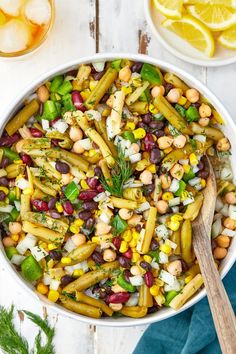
<box><xmin>164</xmin><ymin>279</ymin><xmax>181</xmax><ymax>292</ymax></box>
<box><xmin>15</xmin><ymin>178</ymin><xmax>29</xmax><ymax>190</ymax></box>
<box><xmin>92</xmin><ymin>61</ymin><xmax>105</xmax><ymax>72</ymax></box>
<box><xmin>169</xmin><ymin>197</ymin><xmax>180</xmax><ymax>207</ymax></box>
<box><xmin>179</xmin><ymin>159</ymin><xmax>189</xmax><ymax>165</ymax></box>
<box><xmin>151</xmin><ymin>260</ymin><xmax>159</xmax><ymax>270</ymax></box>
<box><xmin>169</xmin><ymin>179</ymin><xmax>180</xmax><ymax>193</ymax></box>
<box><xmin>65</xmin><ymin>261</ymin><xmax>88</xmax><ymax>275</ymax></box>
<box><xmin>125</xmin><ymin>293</ymin><xmax>139</xmax><ymax>307</ymax></box>
<box><xmin>220</xmin><ymin>167</ymin><xmax>233</xmax><ymax>181</ymax></box>
<box><xmin>183</xmin><ymin>197</ymin><xmax>195</xmax><ymax>206</ymax></box>
<box><xmin>188</xmin><ymin>177</ymin><xmax>201</xmax><ymax>186</ymax></box>
<box><xmin>129</xmin><ymin>153</ymin><xmax>142</xmax><ymax>164</ymax></box>
<box><xmin>86</xmin><ymin>109</ymin><xmax>101</xmax><ymax>121</ymax></box>
<box><xmin>155</xmin><ymin>224</ymin><xmax>169</xmax><ymax>239</ymax></box>
<box><xmin>129</xmin><ymin>275</ymin><xmax>144</xmax><ymax>286</ymax></box>
<box><xmin>193</xmin><ymin>134</ymin><xmax>206</xmax><ymax>143</ymax></box>
<box><xmin>220</xmin><ymin>204</ymin><xmax>229</xmax><ymax>217</ymax></box>
<box><xmin>229</xmin><ymin>205</ymin><xmax>236</xmax><ymax>220</ymax></box>
<box><xmin>211</xmin><ymin>218</ymin><xmax>223</xmax><ymax>239</ymax></box>
<box><xmin>158</xmin><ymin>214</ymin><xmax>170</xmax><ymax>225</ymax></box>
<box><xmin>194</xmin><ymin>183</ymin><xmax>203</xmax><ymax>191</ymax></box>
<box><xmin>215</xmin><ymin>197</ymin><xmax>224</xmax><ymax>212</ymax></box>
<box><xmin>64</xmin><ymin>238</ymin><xmax>77</xmax><ymax>253</ymax></box>
<box><xmin>42</xmin><ymin>119</ymin><xmax>50</xmax><ymax>131</ymax></box>
<box><xmin>30</xmin><ymin>246</ymin><xmax>48</xmax><ymax>262</ymax></box>
<box><xmin>192</xmin><ymin>165</ymin><xmax>200</xmax><ymax>173</ymax></box>
<box><xmin>77</xmin><ymin>138</ymin><xmax>92</xmax><ymax>150</ymax></box>
<box><xmin>50</xmin><ymin>279</ymin><xmax>61</xmax><ymax>291</ymax></box>
<box><xmin>222</xmin><ymin>228</ymin><xmax>236</xmax><ymax>237</ymax></box>
<box><xmin>14</xmin><ymin>200</ymin><xmax>21</xmax><ymax>211</ymax></box>
<box><xmin>159</xmin><ymin>270</ymin><xmax>176</xmax><ymax>286</ymax></box>
<box><xmin>11</xmin><ymin>255</ymin><xmax>25</xmax><ymax>266</ymax></box>
<box><xmin>136</xmin><ymin>201</ymin><xmax>150</xmax><ymax>213</ymax></box>
<box><xmin>100</xmin><ymin>211</ymin><xmax>110</xmax><ymax>224</ymax></box>
<box><xmin>94</xmin><ymin>192</ymin><xmax>108</xmax><ymax>202</ymax></box>
<box><xmin>16</xmin><ymin>234</ymin><xmax>37</xmax><ymax>255</ymax></box>
<box><xmin>171</xmin><ymin>206</ymin><xmax>179</xmax><ymax>213</ymax></box>
<box><xmin>43</xmin><ymin>274</ymin><xmax>52</xmax><ymax>286</ymax></box>
<box><xmin>53</xmin><ymin>119</ymin><xmax>68</xmax><ymax>134</ymax></box>
<box><xmin>0</xmin><ymin>205</ymin><xmax>14</xmax><ymax>213</ymax></box>
<box><xmin>159</xmin><ymin>251</ymin><xmax>169</xmax><ymax>264</ymax></box>
<box><xmin>165</xmin><ymin>239</ymin><xmax>177</xmax><ymax>250</ymax></box>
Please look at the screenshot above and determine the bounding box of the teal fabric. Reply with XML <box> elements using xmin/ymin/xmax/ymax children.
<box><xmin>134</xmin><ymin>263</ymin><xmax>236</xmax><ymax>354</ymax></box>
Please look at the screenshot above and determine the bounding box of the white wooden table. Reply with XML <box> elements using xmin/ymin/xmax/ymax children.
<box><xmin>0</xmin><ymin>1</ymin><xmax>235</xmax><ymax>353</ymax></box>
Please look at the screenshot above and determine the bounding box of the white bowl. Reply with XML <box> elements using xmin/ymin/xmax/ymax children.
<box><xmin>144</xmin><ymin>0</ymin><xmax>236</xmax><ymax>67</ymax></box>
<box><xmin>0</xmin><ymin>53</ymin><xmax>236</xmax><ymax>327</ymax></box>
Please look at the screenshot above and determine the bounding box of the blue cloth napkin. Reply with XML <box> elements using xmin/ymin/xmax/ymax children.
<box><xmin>134</xmin><ymin>263</ymin><xmax>236</xmax><ymax>354</ymax></box>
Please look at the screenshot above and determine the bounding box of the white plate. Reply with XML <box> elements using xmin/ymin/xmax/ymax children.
<box><xmin>144</xmin><ymin>0</ymin><xmax>236</xmax><ymax>67</ymax></box>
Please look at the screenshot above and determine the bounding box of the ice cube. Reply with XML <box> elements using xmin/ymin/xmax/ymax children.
<box><xmin>24</xmin><ymin>0</ymin><xmax>51</xmax><ymax>26</ymax></box>
<box><xmin>0</xmin><ymin>19</ymin><xmax>31</xmax><ymax>53</ymax></box>
<box><xmin>0</xmin><ymin>0</ymin><xmax>22</xmax><ymax>16</ymax></box>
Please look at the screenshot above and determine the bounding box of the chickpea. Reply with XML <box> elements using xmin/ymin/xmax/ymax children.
<box><xmin>9</xmin><ymin>222</ymin><xmax>22</xmax><ymax>235</ymax></box>
<box><xmin>95</xmin><ymin>222</ymin><xmax>112</xmax><ymax>236</ymax></box>
<box><xmin>15</xmin><ymin>139</ymin><xmax>25</xmax><ymax>153</ymax></box>
<box><xmin>2</xmin><ymin>236</ymin><xmax>15</xmax><ymax>247</ymax></box>
<box><xmin>198</xmin><ymin>117</ymin><xmax>210</xmax><ymax>127</ymax></box>
<box><xmin>37</xmin><ymin>85</ymin><xmax>50</xmax><ymax>103</ymax></box>
<box><xmin>156</xmin><ymin>200</ymin><xmax>168</xmax><ymax>214</ymax></box>
<box><xmin>151</xmin><ymin>85</ymin><xmax>165</xmax><ymax>98</ymax></box>
<box><xmin>186</xmin><ymin>88</ymin><xmax>200</xmax><ymax>103</ymax></box>
<box><xmin>223</xmin><ymin>217</ymin><xmax>236</xmax><ymax>230</ymax></box>
<box><xmin>160</xmin><ymin>174</ymin><xmax>171</xmax><ymax>189</ymax></box>
<box><xmin>106</xmin><ymin>94</ymin><xmax>114</xmax><ymax>108</ymax></box>
<box><xmin>216</xmin><ymin>235</ymin><xmax>230</xmax><ymax>248</ymax></box>
<box><xmin>167</xmin><ymin>260</ymin><xmax>182</xmax><ymax>276</ymax></box>
<box><xmin>130</xmin><ymin>143</ymin><xmax>140</xmax><ymax>154</ymax></box>
<box><xmin>69</xmin><ymin>127</ymin><xmax>83</xmax><ymax>142</ymax></box>
<box><xmin>173</xmin><ymin>135</ymin><xmax>187</xmax><ymax>149</ymax></box>
<box><xmin>61</xmin><ymin>173</ymin><xmax>72</xmax><ymax>185</ymax></box>
<box><xmin>166</xmin><ymin>88</ymin><xmax>182</xmax><ymax>103</ymax></box>
<box><xmin>119</xmin><ymin>208</ymin><xmax>133</xmax><ymax>220</ymax></box>
<box><xmin>119</xmin><ymin>66</ymin><xmax>132</xmax><ymax>82</ymax></box>
<box><xmin>109</xmin><ymin>303</ymin><xmax>123</xmax><ymax>311</ymax></box>
<box><xmin>103</xmin><ymin>249</ymin><xmax>117</xmax><ymax>262</ymax></box>
<box><xmin>111</xmin><ymin>284</ymin><xmax>126</xmax><ymax>293</ymax></box>
<box><xmin>170</xmin><ymin>163</ymin><xmax>184</xmax><ymax>180</ymax></box>
<box><xmin>199</xmin><ymin>103</ymin><xmax>212</xmax><ymax>118</ymax></box>
<box><xmin>216</xmin><ymin>137</ymin><xmax>231</xmax><ymax>152</ymax></box>
<box><xmin>127</xmin><ymin>214</ymin><xmax>142</xmax><ymax>226</ymax></box>
<box><xmin>130</xmin><ymin>265</ymin><xmax>142</xmax><ymax>276</ymax></box>
<box><xmin>140</xmin><ymin>170</ymin><xmax>153</xmax><ymax>185</ymax></box>
<box><xmin>157</xmin><ymin>136</ymin><xmax>174</xmax><ymax>150</ymax></box>
<box><xmin>224</xmin><ymin>192</ymin><xmax>236</xmax><ymax>205</ymax></box>
<box><xmin>213</xmin><ymin>247</ymin><xmax>227</xmax><ymax>260</ymax></box>
<box><xmin>72</xmin><ymin>141</ymin><xmax>85</xmax><ymax>154</ymax></box>
<box><xmin>71</xmin><ymin>233</ymin><xmax>86</xmax><ymax>246</ymax></box>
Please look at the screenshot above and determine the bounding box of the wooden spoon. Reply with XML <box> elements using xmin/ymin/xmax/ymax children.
<box><xmin>192</xmin><ymin>156</ymin><xmax>236</xmax><ymax>354</ymax></box>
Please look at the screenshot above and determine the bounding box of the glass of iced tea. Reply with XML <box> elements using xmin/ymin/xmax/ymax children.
<box><xmin>0</xmin><ymin>0</ymin><xmax>55</xmax><ymax>58</ymax></box>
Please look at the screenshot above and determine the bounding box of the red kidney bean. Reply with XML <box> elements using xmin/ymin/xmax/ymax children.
<box><xmin>78</xmin><ymin>210</ymin><xmax>92</xmax><ymax>221</ymax></box>
<box><xmin>62</xmin><ymin>200</ymin><xmax>74</xmax><ymax>214</ymax></box>
<box><xmin>96</xmin><ymin>184</ymin><xmax>105</xmax><ymax>193</ymax></box>
<box><xmin>83</xmin><ymin>201</ymin><xmax>98</xmax><ymax>211</ymax></box>
<box><xmin>154</xmin><ymin>130</ymin><xmax>165</xmax><ymax>138</ymax></box>
<box><xmin>86</xmin><ymin>177</ymin><xmax>99</xmax><ymax>189</ymax></box>
<box><xmin>118</xmin><ymin>256</ymin><xmax>130</xmax><ymax>268</ymax></box>
<box><xmin>32</xmin><ymin>199</ymin><xmax>49</xmax><ymax>211</ymax></box>
<box><xmin>85</xmin><ymin>217</ymin><xmax>95</xmax><ymax>229</ymax></box>
<box><xmin>113</xmin><ymin>237</ymin><xmax>121</xmax><ymax>250</ymax></box>
<box><xmin>61</xmin><ymin>275</ymin><xmax>74</xmax><ymax>287</ymax></box>
<box><xmin>79</xmin><ymin>190</ymin><xmax>98</xmax><ymax>201</ymax></box>
<box><xmin>0</xmin><ymin>191</ymin><xmax>6</xmax><ymax>201</ymax></box>
<box><xmin>150</xmin><ymin>121</ymin><xmax>164</xmax><ymax>130</ymax></box>
<box><xmin>131</xmin><ymin>62</ymin><xmax>143</xmax><ymax>73</ymax></box>
<box><xmin>21</xmin><ymin>154</ymin><xmax>33</xmax><ymax>166</ymax></box>
<box><xmin>72</xmin><ymin>91</ymin><xmax>86</xmax><ymax>112</ymax></box>
<box><xmin>49</xmin><ymin>210</ymin><xmax>61</xmax><ymax>219</ymax></box>
<box><xmin>0</xmin><ymin>157</ymin><xmax>9</xmax><ymax>168</ymax></box>
<box><xmin>123</xmin><ymin>248</ymin><xmax>132</xmax><ymax>259</ymax></box>
<box><xmin>50</xmin><ymin>117</ymin><xmax>61</xmax><ymax>126</ymax></box>
<box><xmin>140</xmin><ymin>261</ymin><xmax>152</xmax><ymax>271</ymax></box>
<box><xmin>48</xmin><ymin>197</ymin><xmax>57</xmax><ymax>210</ymax></box>
<box><xmin>30</xmin><ymin>128</ymin><xmax>44</xmax><ymax>137</ymax></box>
<box><xmin>144</xmin><ymin>271</ymin><xmax>154</xmax><ymax>288</ymax></box>
<box><xmin>143</xmin><ymin>133</ymin><xmax>155</xmax><ymax>151</ymax></box>
<box><xmin>107</xmin><ymin>292</ymin><xmax>130</xmax><ymax>304</ymax></box>
<box><xmin>142</xmin><ymin>113</ymin><xmax>152</xmax><ymax>124</ymax></box>
<box><xmin>0</xmin><ymin>177</ymin><xmax>9</xmax><ymax>186</ymax></box>
<box><xmin>49</xmin><ymin>250</ymin><xmax>62</xmax><ymax>261</ymax></box>
<box><xmin>55</xmin><ymin>161</ymin><xmax>70</xmax><ymax>174</ymax></box>
<box><xmin>137</xmin><ymin>121</ymin><xmax>149</xmax><ymax>130</ymax></box>
<box><xmin>0</xmin><ymin>133</ymin><xmax>20</xmax><ymax>147</ymax></box>
<box><xmin>123</xmin><ymin>269</ymin><xmax>132</xmax><ymax>283</ymax></box>
<box><xmin>150</xmin><ymin>239</ymin><xmax>159</xmax><ymax>251</ymax></box>
<box><xmin>150</xmin><ymin>148</ymin><xmax>161</xmax><ymax>164</ymax></box>
<box><xmin>92</xmin><ymin>251</ymin><xmax>104</xmax><ymax>265</ymax></box>
<box><xmin>197</xmin><ymin>170</ymin><xmax>209</xmax><ymax>179</ymax></box>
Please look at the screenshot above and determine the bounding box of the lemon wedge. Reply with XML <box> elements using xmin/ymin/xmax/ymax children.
<box><xmin>187</xmin><ymin>5</ymin><xmax>236</xmax><ymax>31</ymax></box>
<box><xmin>162</xmin><ymin>14</ymin><xmax>215</xmax><ymax>57</ymax></box>
<box><xmin>153</xmin><ymin>0</ymin><xmax>183</xmax><ymax>19</ymax></box>
<box><xmin>218</xmin><ymin>24</ymin><xmax>236</xmax><ymax>48</ymax></box>
<box><xmin>184</xmin><ymin>0</ymin><xmax>236</xmax><ymax>8</ymax></box>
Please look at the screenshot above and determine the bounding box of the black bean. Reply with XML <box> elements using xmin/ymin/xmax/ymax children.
<box><xmin>123</xmin><ymin>269</ymin><xmax>132</xmax><ymax>283</ymax></box>
<box><xmin>83</xmin><ymin>201</ymin><xmax>98</xmax><ymax>211</ymax></box>
<box><xmin>164</xmin><ymin>83</ymin><xmax>173</xmax><ymax>94</ymax></box>
<box><xmin>78</xmin><ymin>210</ymin><xmax>92</xmax><ymax>221</ymax></box>
<box><xmin>150</xmin><ymin>148</ymin><xmax>161</xmax><ymax>164</ymax></box>
<box><xmin>211</xmin><ymin>239</ymin><xmax>217</xmax><ymax>251</ymax></box>
<box><xmin>49</xmin><ymin>210</ymin><xmax>61</xmax><ymax>219</ymax></box>
<box><xmin>94</xmin><ymin>167</ymin><xmax>102</xmax><ymax>178</ymax></box>
<box><xmin>0</xmin><ymin>177</ymin><xmax>9</xmax><ymax>186</ymax></box>
<box><xmin>0</xmin><ymin>157</ymin><xmax>9</xmax><ymax>168</ymax></box>
<box><xmin>0</xmin><ymin>133</ymin><xmax>20</xmax><ymax>147</ymax></box>
<box><xmin>147</xmin><ymin>306</ymin><xmax>159</xmax><ymax>314</ymax></box>
<box><xmin>137</xmin><ymin>121</ymin><xmax>149</xmax><ymax>130</ymax></box>
<box><xmin>197</xmin><ymin>161</ymin><xmax>204</xmax><ymax>171</ymax></box>
<box><xmin>118</xmin><ymin>256</ymin><xmax>130</xmax><ymax>268</ymax></box>
<box><xmin>192</xmin><ymin>102</ymin><xmax>201</xmax><ymax>109</ymax></box>
<box><xmin>101</xmin><ymin>93</ymin><xmax>110</xmax><ymax>104</ymax></box>
<box><xmin>98</xmin><ymin>289</ymin><xmax>107</xmax><ymax>300</ymax></box>
<box><xmin>180</xmin><ymin>259</ymin><xmax>189</xmax><ymax>273</ymax></box>
<box><xmin>48</xmin><ymin>197</ymin><xmax>57</xmax><ymax>210</ymax></box>
<box><xmin>92</xmin><ymin>251</ymin><xmax>104</xmax><ymax>265</ymax></box>
<box><xmin>0</xmin><ymin>191</ymin><xmax>6</xmax><ymax>201</ymax></box>
<box><xmin>55</xmin><ymin>161</ymin><xmax>70</xmax><ymax>174</ymax></box>
<box><xmin>149</xmin><ymin>121</ymin><xmax>164</xmax><ymax>130</ymax></box>
<box><xmin>197</xmin><ymin>170</ymin><xmax>209</xmax><ymax>179</ymax></box>
<box><xmin>135</xmin><ymin>224</ymin><xmax>142</xmax><ymax>232</ymax></box>
<box><xmin>142</xmin><ymin>113</ymin><xmax>152</xmax><ymax>124</ymax></box>
<box><xmin>131</xmin><ymin>62</ymin><xmax>143</xmax><ymax>73</ymax></box>
<box><xmin>140</xmin><ymin>261</ymin><xmax>152</xmax><ymax>271</ymax></box>
<box><xmin>61</xmin><ymin>275</ymin><xmax>74</xmax><ymax>287</ymax></box>
<box><xmin>85</xmin><ymin>217</ymin><xmax>95</xmax><ymax>229</ymax></box>
<box><xmin>143</xmin><ymin>184</ymin><xmax>155</xmax><ymax>196</ymax></box>
<box><xmin>49</xmin><ymin>250</ymin><xmax>62</xmax><ymax>261</ymax></box>
<box><xmin>150</xmin><ymin>239</ymin><xmax>159</xmax><ymax>251</ymax></box>
<box><xmin>93</xmin><ymin>71</ymin><xmax>105</xmax><ymax>80</ymax></box>
<box><xmin>154</xmin><ymin>130</ymin><xmax>165</xmax><ymax>138</ymax></box>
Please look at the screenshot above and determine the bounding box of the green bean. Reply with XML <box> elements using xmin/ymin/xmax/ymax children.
<box><xmin>46</xmin><ymin>131</ymin><xmax>73</xmax><ymax>149</ymax></box>
<box><xmin>181</xmin><ymin>219</ymin><xmax>194</xmax><ymax>263</ymax></box>
<box><xmin>22</xmin><ymin>221</ymin><xmax>64</xmax><ymax>243</ymax></box>
<box><xmin>20</xmin><ymin>195</ymin><xmax>31</xmax><ymax>218</ymax></box>
<box><xmin>84</xmin><ymin>67</ymin><xmax>118</xmax><ymax>109</ymax></box>
<box><xmin>138</xmin><ymin>284</ymin><xmax>153</xmax><ymax>307</ymax></box>
<box><xmin>164</xmin><ymin>73</ymin><xmax>189</xmax><ymax>92</ymax></box>
<box><xmin>6</xmin><ymin>164</ymin><xmax>25</xmax><ymax>178</ymax></box>
<box><xmin>60</xmin><ymin>295</ymin><xmax>102</xmax><ymax>319</ymax></box>
<box><xmin>94</xmin><ymin>118</ymin><xmax>117</xmax><ymax>157</ymax></box>
<box><xmin>22</xmin><ymin>212</ymin><xmax>68</xmax><ymax>235</ymax></box>
<box><xmin>33</xmin><ymin>176</ymin><xmax>57</xmax><ymax>197</ymax></box>
<box><xmin>63</xmin><ymin>261</ymin><xmax>119</xmax><ymax>293</ymax></box>
<box><xmin>22</xmin><ymin>138</ymin><xmax>51</xmax><ymax>150</ymax></box>
<box><xmin>76</xmin><ymin>292</ymin><xmax>113</xmax><ymax>316</ymax></box>
<box><xmin>56</xmin><ymin>243</ymin><xmax>97</xmax><ymax>267</ymax></box>
<box><xmin>126</xmin><ymin>81</ymin><xmax>150</xmax><ymax>106</ymax></box>
<box><xmin>183</xmin><ymin>193</ymin><xmax>204</xmax><ymax>221</ymax></box>
<box><xmin>34</xmin><ymin>157</ymin><xmax>61</xmax><ymax>180</ymax></box>
<box><xmin>141</xmin><ymin>207</ymin><xmax>157</xmax><ymax>254</ymax></box>
<box><xmin>129</xmin><ymin>101</ymin><xmax>149</xmax><ymax>114</ymax></box>
<box><xmin>5</xmin><ymin>99</ymin><xmax>39</xmax><ymax>136</ymax></box>
<box><xmin>120</xmin><ymin>306</ymin><xmax>148</xmax><ymax>318</ymax></box>
<box><xmin>170</xmin><ymin>229</ymin><xmax>181</xmax><ymax>255</ymax></box>
<box><xmin>190</xmin><ymin>122</ymin><xmax>224</xmax><ymax>141</ymax></box>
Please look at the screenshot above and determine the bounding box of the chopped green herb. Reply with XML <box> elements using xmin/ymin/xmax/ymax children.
<box><xmin>175</xmin><ymin>103</ymin><xmax>186</xmax><ymax>117</ymax></box>
<box><xmin>64</xmin><ymin>181</ymin><xmax>80</xmax><ymax>201</ymax></box>
<box><xmin>111</xmin><ymin>215</ymin><xmax>128</xmax><ymax>235</ymax></box>
<box><xmin>186</xmin><ymin>106</ymin><xmax>200</xmax><ymax>122</ymax></box>
<box><xmin>140</xmin><ymin>63</ymin><xmax>161</xmax><ymax>85</ymax></box>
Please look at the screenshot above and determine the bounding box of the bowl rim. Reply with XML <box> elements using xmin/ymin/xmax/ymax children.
<box><xmin>0</xmin><ymin>52</ymin><xmax>236</xmax><ymax>327</ymax></box>
<box><xmin>144</xmin><ymin>0</ymin><xmax>236</xmax><ymax>68</ymax></box>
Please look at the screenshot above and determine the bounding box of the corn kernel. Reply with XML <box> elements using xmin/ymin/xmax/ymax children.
<box><xmin>73</xmin><ymin>269</ymin><xmax>84</xmax><ymax>277</ymax></box>
<box><xmin>86</xmin><ymin>168</ymin><xmax>95</xmax><ymax>178</ymax></box>
<box><xmin>159</xmin><ymin>244</ymin><xmax>172</xmax><ymax>255</ymax></box>
<box><xmin>133</xmin><ymin>128</ymin><xmax>146</xmax><ymax>140</ymax></box>
<box><xmin>80</xmin><ymin>89</ymin><xmax>91</xmax><ymax>100</ymax></box>
<box><xmin>132</xmin><ymin>252</ymin><xmax>140</xmax><ymax>263</ymax></box>
<box><xmin>152</xmin><ymin>269</ymin><xmax>159</xmax><ymax>277</ymax></box>
<box><xmin>88</xmin><ymin>149</ymin><xmax>97</xmax><ymax>157</ymax></box>
<box><xmin>163</xmin><ymin>147</ymin><xmax>173</xmax><ymax>154</ymax></box>
<box><xmin>48</xmin><ymin>290</ymin><xmax>59</xmax><ymax>302</ymax></box>
<box><xmin>129</xmin><ymin>238</ymin><xmax>137</xmax><ymax>248</ymax></box>
<box><xmin>132</xmin><ymin>77</ymin><xmax>142</xmax><ymax>87</ymax></box>
<box><xmin>146</xmin><ymin>164</ymin><xmax>156</xmax><ymax>173</ymax></box>
<box><xmin>11</xmin><ymin>234</ymin><xmax>19</xmax><ymax>242</ymax></box>
<box><xmin>0</xmin><ymin>186</ymin><xmax>9</xmax><ymax>194</ymax></box>
<box><xmin>149</xmin><ymin>103</ymin><xmax>158</xmax><ymax>114</ymax></box>
<box><xmin>74</xmin><ymin>219</ymin><xmax>84</xmax><ymax>227</ymax></box>
<box><xmin>41</xmin><ymin>242</ymin><xmax>48</xmax><ymax>250</ymax></box>
<box><xmin>150</xmin><ymin>285</ymin><xmax>159</xmax><ymax>296</ymax></box>
<box><xmin>201</xmin><ymin>179</ymin><xmax>206</xmax><ymax>188</ymax></box>
<box><xmin>178</xmin><ymin>96</ymin><xmax>187</xmax><ymax>105</ymax></box>
<box><xmin>37</xmin><ymin>283</ymin><xmax>48</xmax><ymax>295</ymax></box>
<box><xmin>135</xmin><ymin>159</ymin><xmax>150</xmax><ymax>171</ymax></box>
<box><xmin>181</xmin><ymin>190</ymin><xmax>189</xmax><ymax>202</ymax></box>
<box><xmin>88</xmin><ymin>259</ymin><xmax>96</xmax><ymax>269</ymax></box>
<box><xmin>162</xmin><ymin>192</ymin><xmax>174</xmax><ymax>201</ymax></box>
<box><xmin>167</xmin><ymin>220</ymin><xmax>180</xmax><ymax>232</ymax></box>
<box><xmin>143</xmin><ymin>255</ymin><xmax>152</xmax><ymax>263</ymax></box>
<box><xmin>89</xmin><ymin>80</ymin><xmax>98</xmax><ymax>91</ymax></box>
<box><xmin>125</xmin><ymin>121</ymin><xmax>135</xmax><ymax>131</ymax></box>
<box><xmin>56</xmin><ymin>202</ymin><xmax>63</xmax><ymax>213</ymax></box>
<box><xmin>119</xmin><ymin>241</ymin><xmax>128</xmax><ymax>253</ymax></box>
<box><xmin>121</xmin><ymin>86</ymin><xmax>132</xmax><ymax>95</ymax></box>
<box><xmin>155</xmin><ymin>279</ymin><xmax>164</xmax><ymax>286</ymax></box>
<box><xmin>14</xmin><ymin>159</ymin><xmax>23</xmax><ymax>165</ymax></box>
<box><xmin>48</xmin><ymin>243</ymin><xmax>57</xmax><ymax>251</ymax></box>
<box><xmin>70</xmin><ymin>225</ymin><xmax>80</xmax><ymax>234</ymax></box>
<box><xmin>185</xmin><ymin>275</ymin><xmax>193</xmax><ymax>284</ymax></box>
<box><xmin>92</xmin><ymin>236</ymin><xmax>99</xmax><ymax>244</ymax></box>
<box><xmin>23</xmin><ymin>188</ymin><xmax>34</xmax><ymax>195</ymax></box>
<box><xmin>15</xmin><ymin>187</ymin><xmax>20</xmax><ymax>200</ymax></box>
<box><xmin>81</xmin><ymin>179</ymin><xmax>89</xmax><ymax>190</ymax></box>
<box><xmin>123</xmin><ymin>230</ymin><xmax>132</xmax><ymax>242</ymax></box>
<box><xmin>171</xmin><ymin>214</ymin><xmax>183</xmax><ymax>222</ymax></box>
<box><xmin>61</xmin><ymin>257</ymin><xmax>72</xmax><ymax>265</ymax></box>
<box><xmin>155</xmin><ymin>293</ymin><xmax>165</xmax><ymax>306</ymax></box>
<box><xmin>189</xmin><ymin>153</ymin><xmax>198</xmax><ymax>165</ymax></box>
<box><xmin>132</xmin><ymin>230</ymin><xmax>140</xmax><ymax>240</ymax></box>
<box><xmin>183</xmin><ymin>164</ymin><xmax>190</xmax><ymax>173</ymax></box>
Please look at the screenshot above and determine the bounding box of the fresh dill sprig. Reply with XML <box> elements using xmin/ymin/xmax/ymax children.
<box><xmin>100</xmin><ymin>144</ymin><xmax>133</xmax><ymax>197</ymax></box>
<box><xmin>0</xmin><ymin>305</ymin><xmax>56</xmax><ymax>354</ymax></box>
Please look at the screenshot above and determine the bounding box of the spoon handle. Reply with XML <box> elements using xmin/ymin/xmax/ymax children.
<box><xmin>193</xmin><ymin>228</ymin><xmax>236</xmax><ymax>354</ymax></box>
